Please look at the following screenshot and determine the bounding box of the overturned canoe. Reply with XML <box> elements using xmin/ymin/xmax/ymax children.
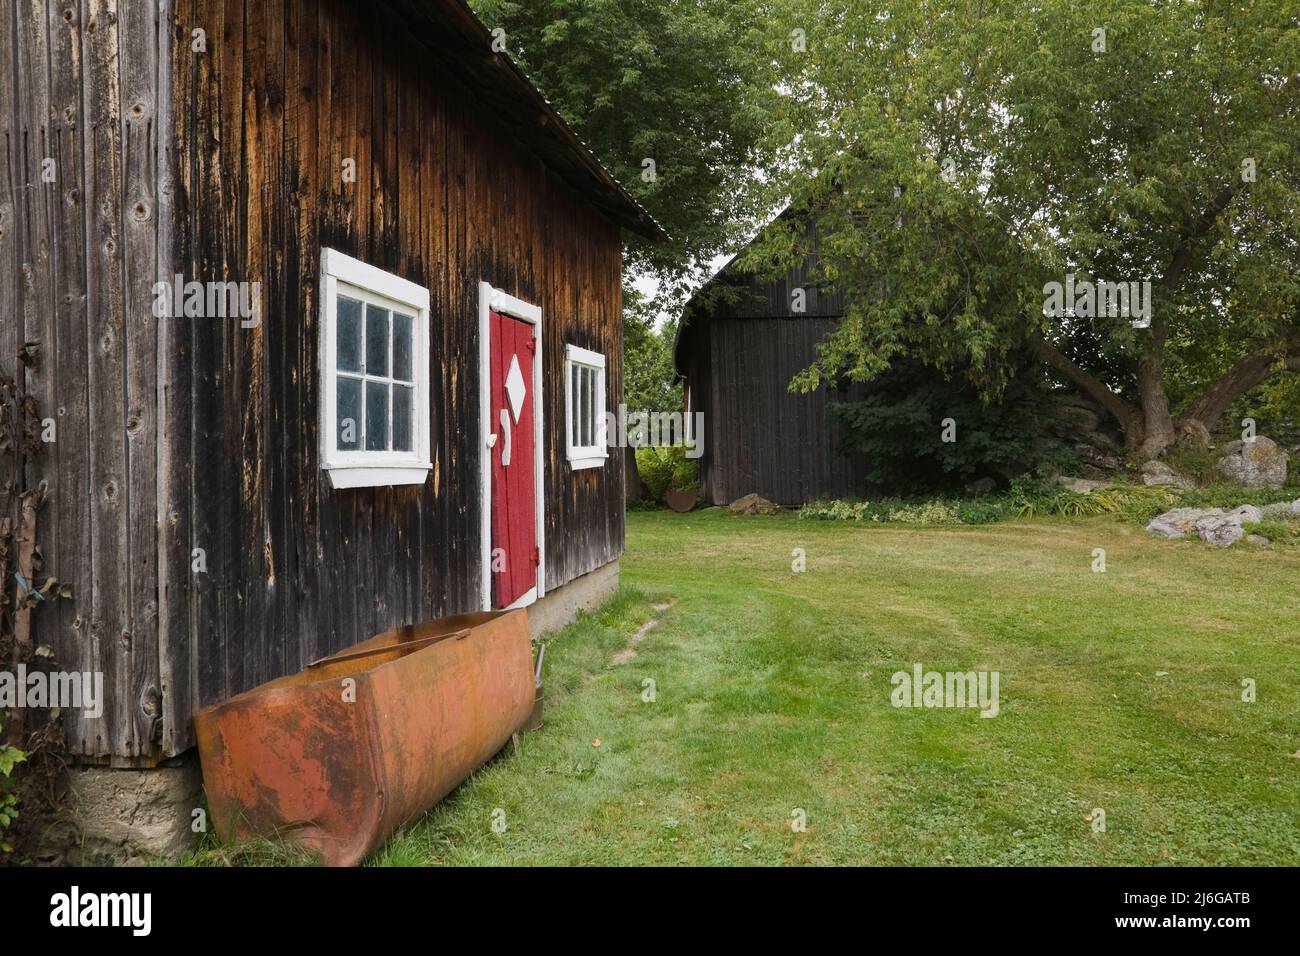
<box><xmin>194</xmin><ymin>609</ymin><xmax>534</xmax><ymax>866</ymax></box>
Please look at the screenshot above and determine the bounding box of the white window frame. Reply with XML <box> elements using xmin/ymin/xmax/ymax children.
<box><xmin>564</xmin><ymin>344</ymin><xmax>608</xmax><ymax>471</ymax></box>
<box><xmin>478</xmin><ymin>282</ymin><xmax>546</xmax><ymax>612</ymax></box>
<box><xmin>319</xmin><ymin>248</ymin><xmax>432</xmax><ymax>490</ymax></box>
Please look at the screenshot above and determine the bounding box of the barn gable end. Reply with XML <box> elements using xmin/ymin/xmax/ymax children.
<box><xmin>675</xmin><ymin>215</ymin><xmax>868</xmax><ymax>507</ymax></box>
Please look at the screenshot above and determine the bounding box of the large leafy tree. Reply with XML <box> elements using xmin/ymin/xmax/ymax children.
<box><xmin>622</xmin><ymin>288</ymin><xmax>681</xmax><ymax>413</ymax></box>
<box><xmin>749</xmin><ymin>0</ymin><xmax>1300</xmax><ymax>458</ymax></box>
<box><xmin>470</xmin><ymin>0</ymin><xmax>778</xmax><ymax>303</ymax></box>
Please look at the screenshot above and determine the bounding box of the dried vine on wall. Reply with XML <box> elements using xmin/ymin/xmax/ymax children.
<box><xmin>0</xmin><ymin>345</ymin><xmax>72</xmax><ymax>859</ymax></box>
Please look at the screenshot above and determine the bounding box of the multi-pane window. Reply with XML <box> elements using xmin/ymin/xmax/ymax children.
<box><xmin>565</xmin><ymin>344</ymin><xmax>607</xmax><ymax>470</ymax></box>
<box><xmin>319</xmin><ymin>249</ymin><xmax>431</xmax><ymax>489</ymax></box>
<box><xmin>334</xmin><ymin>299</ymin><xmax>416</xmax><ymax>453</ymax></box>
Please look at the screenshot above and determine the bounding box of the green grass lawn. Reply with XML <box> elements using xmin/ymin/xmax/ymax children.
<box><xmin>368</xmin><ymin>509</ymin><xmax>1300</xmax><ymax>866</ymax></box>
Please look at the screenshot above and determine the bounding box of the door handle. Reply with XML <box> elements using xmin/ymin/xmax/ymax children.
<box><xmin>499</xmin><ymin>408</ymin><xmax>512</xmax><ymax>467</ymax></box>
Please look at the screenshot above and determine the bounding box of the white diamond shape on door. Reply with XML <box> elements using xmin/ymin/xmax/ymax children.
<box><xmin>505</xmin><ymin>354</ymin><xmax>526</xmax><ymax>424</ymax></box>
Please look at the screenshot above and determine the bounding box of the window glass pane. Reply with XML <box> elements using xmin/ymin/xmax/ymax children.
<box><xmin>589</xmin><ymin>367</ymin><xmax>598</xmax><ymax>447</ymax></box>
<box><xmin>582</xmin><ymin>367</ymin><xmax>593</xmax><ymax>447</ymax></box>
<box><xmin>392</xmin><ymin>385</ymin><xmax>413</xmax><ymax>452</ymax></box>
<box><xmin>337</xmin><ymin>297</ymin><xmax>362</xmax><ymax>373</ymax></box>
<box><xmin>392</xmin><ymin>313</ymin><xmax>413</xmax><ymax>382</ymax></box>
<box><xmin>366</xmin><ymin>305</ymin><xmax>389</xmax><ymax>377</ymax></box>
<box><xmin>365</xmin><ymin>380</ymin><xmax>389</xmax><ymax>451</ymax></box>
<box><xmin>574</xmin><ymin>366</ymin><xmax>582</xmax><ymax>448</ymax></box>
<box><xmin>337</xmin><ymin>377</ymin><xmax>361</xmax><ymax>450</ymax></box>
<box><xmin>574</xmin><ymin>364</ymin><xmax>585</xmax><ymax>450</ymax></box>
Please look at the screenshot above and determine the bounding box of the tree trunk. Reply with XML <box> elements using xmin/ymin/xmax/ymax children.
<box><xmin>1135</xmin><ymin>320</ymin><xmax>1177</xmax><ymax>458</ymax></box>
<box><xmin>1026</xmin><ymin>186</ymin><xmax>1290</xmax><ymax>461</ymax></box>
<box><xmin>1030</xmin><ymin>332</ymin><xmax>1298</xmax><ymax>460</ymax></box>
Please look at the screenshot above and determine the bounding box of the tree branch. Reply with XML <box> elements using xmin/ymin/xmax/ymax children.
<box><xmin>1160</xmin><ymin>183</ymin><xmax>1238</xmax><ymax>290</ymax></box>
<box><xmin>1031</xmin><ymin>335</ymin><xmax>1139</xmax><ymax>435</ymax></box>
<box><xmin>1179</xmin><ymin>337</ymin><xmax>1300</xmax><ymax>434</ymax></box>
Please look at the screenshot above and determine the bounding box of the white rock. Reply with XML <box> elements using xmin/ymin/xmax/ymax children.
<box><xmin>1215</xmin><ymin>436</ymin><xmax>1288</xmax><ymax>489</ymax></box>
<box><xmin>1145</xmin><ymin>507</ymin><xmax>1223</xmax><ymax>539</ymax></box>
<box><xmin>1260</xmin><ymin>499</ymin><xmax>1300</xmax><ymax>520</ymax></box>
<box><xmin>1141</xmin><ymin>460</ymin><xmax>1194</xmax><ymax>489</ymax></box>
<box><xmin>1194</xmin><ymin>514</ymin><xmax>1245</xmax><ymax>547</ymax></box>
<box><xmin>1225</xmin><ymin>504</ymin><xmax>1263</xmax><ymax>524</ymax></box>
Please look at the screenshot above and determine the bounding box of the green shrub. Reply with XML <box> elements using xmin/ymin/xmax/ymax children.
<box><xmin>1003</xmin><ymin>477</ymin><xmax>1182</xmax><ymax>521</ymax></box>
<box><xmin>829</xmin><ymin>358</ymin><xmax>1068</xmax><ymax>495</ymax></box>
<box><xmin>635</xmin><ymin>446</ymin><xmax>700</xmax><ymax>500</ymax></box>
<box><xmin>799</xmin><ymin>499</ymin><xmax>878</xmax><ymax>522</ymax></box>
<box><xmin>0</xmin><ymin>718</ymin><xmax>24</xmax><ymax>854</ymax></box>
<box><xmin>1163</xmin><ymin>444</ymin><xmax>1223</xmax><ymax>486</ymax></box>
<box><xmin>886</xmin><ymin>500</ymin><xmax>963</xmax><ymax>524</ymax></box>
<box><xmin>799</xmin><ymin>478</ymin><xmax>1298</xmax><ymax>530</ymax></box>
<box><xmin>799</xmin><ymin>497</ymin><xmax>963</xmax><ymax>525</ymax></box>
<box><xmin>1177</xmin><ymin>485</ymin><xmax>1299</xmax><ymax>510</ymax></box>
<box><xmin>955</xmin><ymin>497</ymin><xmax>1018</xmax><ymax>525</ymax></box>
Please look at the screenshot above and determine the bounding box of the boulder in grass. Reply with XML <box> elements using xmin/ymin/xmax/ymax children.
<box><xmin>1215</xmin><ymin>436</ymin><xmax>1288</xmax><ymax>489</ymax></box>
<box><xmin>729</xmin><ymin>493</ymin><xmax>780</xmax><ymax>516</ymax></box>
<box><xmin>1260</xmin><ymin>499</ymin><xmax>1300</xmax><ymax>520</ymax></box>
<box><xmin>1148</xmin><ymin>503</ymin><xmax>1270</xmax><ymax>547</ymax></box>
<box><xmin>1224</xmin><ymin>504</ymin><xmax>1263</xmax><ymax>524</ymax></box>
<box><xmin>1145</xmin><ymin>507</ymin><xmax>1223</xmax><ymax>539</ymax></box>
<box><xmin>1194</xmin><ymin>514</ymin><xmax>1246</xmax><ymax>548</ymax></box>
<box><xmin>1141</xmin><ymin>460</ymin><xmax>1194</xmax><ymax>490</ymax></box>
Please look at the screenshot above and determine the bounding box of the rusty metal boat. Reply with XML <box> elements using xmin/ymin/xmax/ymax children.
<box><xmin>194</xmin><ymin>609</ymin><xmax>534</xmax><ymax>866</ymax></box>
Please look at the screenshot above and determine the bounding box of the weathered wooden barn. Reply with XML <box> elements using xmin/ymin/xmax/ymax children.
<box><xmin>674</xmin><ymin>218</ymin><xmax>867</xmax><ymax>507</ymax></box>
<box><xmin>2</xmin><ymin>0</ymin><xmax>660</xmax><ymax>789</ymax></box>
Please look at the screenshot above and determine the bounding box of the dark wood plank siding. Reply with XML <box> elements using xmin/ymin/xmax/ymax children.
<box><xmin>160</xmin><ymin>0</ymin><xmax>626</xmax><ymax>752</ymax></box>
<box><xmin>4</xmin><ymin>0</ymin><xmax>626</xmax><ymax>763</ymax></box>
<box><xmin>2</xmin><ymin>0</ymin><xmax>170</xmax><ymax>763</ymax></box>
<box><xmin>696</xmin><ymin>317</ymin><xmax>866</xmax><ymax>507</ymax></box>
<box><xmin>680</xmin><ymin>215</ymin><xmax>866</xmax><ymax>507</ymax></box>
<box><xmin>704</xmin><ymin>222</ymin><xmax>847</xmax><ymax>322</ymax></box>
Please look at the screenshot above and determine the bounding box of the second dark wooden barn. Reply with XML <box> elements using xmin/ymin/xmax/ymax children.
<box><xmin>674</xmin><ymin>218</ymin><xmax>866</xmax><ymax>507</ymax></box>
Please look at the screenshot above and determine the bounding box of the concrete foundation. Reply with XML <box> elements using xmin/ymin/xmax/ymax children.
<box><xmin>528</xmin><ymin>560</ymin><xmax>620</xmax><ymax>638</ymax></box>
<box><xmin>65</xmin><ymin>755</ymin><xmax>203</xmax><ymax>865</ymax></box>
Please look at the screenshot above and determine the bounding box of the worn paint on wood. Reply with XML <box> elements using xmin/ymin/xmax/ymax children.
<box><xmin>685</xmin><ymin>317</ymin><xmax>867</xmax><ymax>507</ymax></box>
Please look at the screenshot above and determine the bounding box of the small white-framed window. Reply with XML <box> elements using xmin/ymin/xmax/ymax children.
<box><xmin>319</xmin><ymin>248</ymin><xmax>432</xmax><ymax>489</ymax></box>
<box><xmin>564</xmin><ymin>344</ymin><xmax>607</xmax><ymax>470</ymax></box>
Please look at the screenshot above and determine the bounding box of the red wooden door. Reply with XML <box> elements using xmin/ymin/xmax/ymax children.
<box><xmin>489</xmin><ymin>309</ymin><xmax>537</xmax><ymax>608</ymax></box>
